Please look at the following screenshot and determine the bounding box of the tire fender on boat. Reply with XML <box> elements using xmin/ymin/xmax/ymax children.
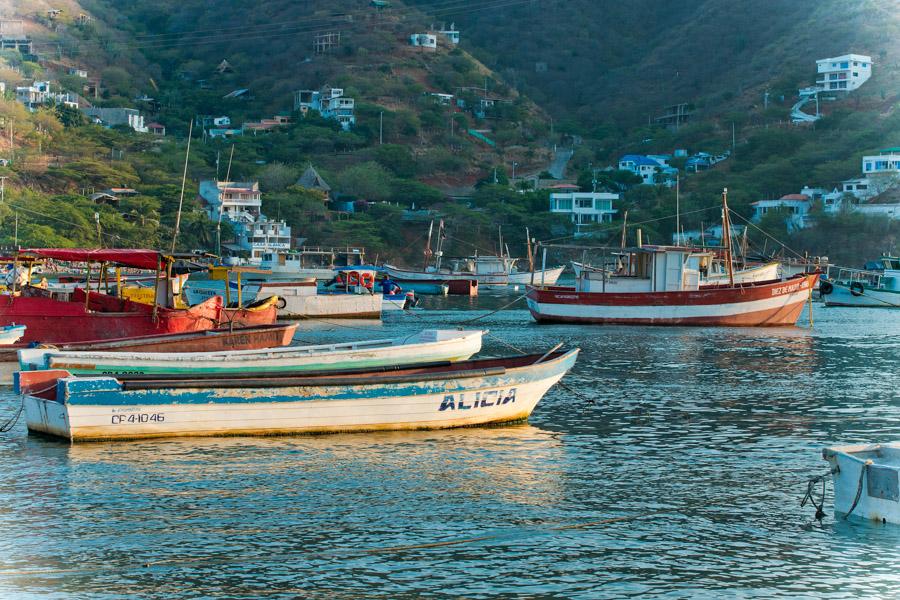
<box><xmin>819</xmin><ymin>280</ymin><xmax>834</xmax><ymax>295</ymax></box>
<box><xmin>276</xmin><ymin>297</ymin><xmax>287</xmax><ymax>310</ymax></box>
<box><xmin>850</xmin><ymin>282</ymin><xmax>865</xmax><ymax>296</ymax></box>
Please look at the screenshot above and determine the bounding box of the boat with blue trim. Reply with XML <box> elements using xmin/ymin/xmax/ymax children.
<box><xmin>19</xmin><ymin>329</ymin><xmax>483</xmax><ymax>376</ymax></box>
<box><xmin>16</xmin><ymin>348</ymin><xmax>578</xmax><ymax>441</ymax></box>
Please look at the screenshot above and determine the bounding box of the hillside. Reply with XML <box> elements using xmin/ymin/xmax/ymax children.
<box><xmin>423</xmin><ymin>0</ymin><xmax>900</xmax><ymax>127</ymax></box>
<box><xmin>0</xmin><ymin>0</ymin><xmax>899</xmax><ymax>264</ymax></box>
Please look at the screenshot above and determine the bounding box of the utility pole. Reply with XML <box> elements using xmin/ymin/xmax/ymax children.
<box><xmin>731</xmin><ymin>122</ymin><xmax>736</xmax><ymax>154</ymax></box>
<box><xmin>94</xmin><ymin>212</ymin><xmax>101</xmax><ymax>248</ymax></box>
<box><xmin>14</xmin><ymin>213</ymin><xmax>17</xmax><ymax>248</ymax></box>
<box><xmin>0</xmin><ymin>176</ymin><xmax>6</xmax><ymax>205</ymax></box>
<box><xmin>379</xmin><ymin>111</ymin><xmax>383</xmax><ymax>145</ymax></box>
<box><xmin>675</xmin><ymin>173</ymin><xmax>680</xmax><ymax>245</ymax></box>
<box><xmin>512</xmin><ymin>161</ymin><xmax>518</xmax><ymax>183</ymax></box>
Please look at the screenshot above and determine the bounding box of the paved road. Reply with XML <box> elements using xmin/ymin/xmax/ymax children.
<box><xmin>548</xmin><ymin>147</ymin><xmax>574</xmax><ymax>179</ymax></box>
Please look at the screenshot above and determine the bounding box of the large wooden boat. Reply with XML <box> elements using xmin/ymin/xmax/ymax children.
<box><xmin>17</xmin><ymin>349</ymin><xmax>579</xmax><ymax>441</ymax></box>
<box><xmin>0</xmin><ymin>249</ymin><xmax>234</xmax><ymax>343</ymax></box>
<box><xmin>20</xmin><ymin>329</ymin><xmax>483</xmax><ymax>376</ymax></box>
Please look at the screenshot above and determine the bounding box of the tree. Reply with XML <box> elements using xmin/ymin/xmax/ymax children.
<box><xmin>374</xmin><ymin>144</ymin><xmax>416</xmax><ymax>178</ymax></box>
<box><xmin>259</xmin><ymin>162</ymin><xmax>298</xmax><ymax>193</ymax></box>
<box><xmin>335</xmin><ymin>162</ymin><xmax>394</xmax><ymax>201</ymax></box>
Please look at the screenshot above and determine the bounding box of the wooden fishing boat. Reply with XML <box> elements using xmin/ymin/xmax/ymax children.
<box><xmin>20</xmin><ymin>329</ymin><xmax>483</xmax><ymax>376</ymax></box>
<box><xmin>1</xmin><ymin>249</ymin><xmax>230</xmax><ymax>343</ymax></box>
<box><xmin>528</xmin><ymin>190</ymin><xmax>819</xmax><ymax>327</ymax></box>
<box><xmin>0</xmin><ymin>325</ymin><xmax>26</xmax><ymax>345</ymax></box>
<box><xmin>221</xmin><ymin>295</ymin><xmax>279</xmax><ymax>326</ymax></box>
<box><xmin>16</xmin><ymin>348</ymin><xmax>579</xmax><ymax>441</ymax></box>
<box><xmin>0</xmin><ymin>324</ymin><xmax>298</xmax><ymax>383</ymax></box>
<box><xmin>823</xmin><ymin>443</ymin><xmax>900</xmax><ymax>524</ymax></box>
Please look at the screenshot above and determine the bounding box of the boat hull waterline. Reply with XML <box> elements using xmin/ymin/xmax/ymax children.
<box><xmin>526</xmin><ymin>274</ymin><xmax>818</xmax><ymax>326</ymax></box>
<box><xmin>18</xmin><ymin>350</ymin><xmax>579</xmax><ymax>440</ymax></box>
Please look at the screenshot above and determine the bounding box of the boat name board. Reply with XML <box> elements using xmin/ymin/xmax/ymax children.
<box><xmin>771</xmin><ymin>279</ymin><xmax>808</xmax><ymax>296</ymax></box>
<box><xmin>439</xmin><ymin>388</ymin><xmax>516</xmax><ymax>411</ymax></box>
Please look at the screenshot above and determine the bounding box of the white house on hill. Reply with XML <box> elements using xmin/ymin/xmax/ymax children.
<box><xmin>409</xmin><ymin>33</ymin><xmax>437</xmax><ymax>49</ymax></box>
<box><xmin>816</xmin><ymin>53</ymin><xmax>872</xmax><ymax>92</ymax></box>
<box><xmin>550</xmin><ymin>191</ymin><xmax>618</xmax><ymax>236</ymax></box>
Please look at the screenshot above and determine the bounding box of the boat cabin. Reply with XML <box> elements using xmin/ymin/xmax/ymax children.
<box><xmin>576</xmin><ymin>246</ymin><xmax>714</xmax><ymax>293</ymax></box>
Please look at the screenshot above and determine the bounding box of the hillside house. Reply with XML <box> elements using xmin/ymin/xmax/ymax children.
<box><xmin>199</xmin><ymin>180</ymin><xmax>292</xmax><ymax>262</ymax></box>
<box><xmin>862</xmin><ymin>148</ymin><xmax>900</xmax><ymax>177</ymax></box>
<box><xmin>439</xmin><ymin>23</ymin><xmax>460</xmax><ymax>44</ymax></box>
<box><xmin>68</xmin><ymin>67</ymin><xmax>88</xmax><ymax>78</ymax></box>
<box><xmin>89</xmin><ymin>192</ymin><xmax>119</xmax><ymax>206</ymax></box>
<box><xmin>208</xmin><ymin>128</ymin><xmax>242</xmax><ymax>139</ymax></box>
<box><xmin>816</xmin><ymin>54</ymin><xmax>872</xmax><ymax>92</ymax></box>
<box><xmin>146</xmin><ymin>122</ymin><xmax>166</xmax><ymax>136</ymax></box>
<box><xmin>81</xmin><ymin>107</ymin><xmax>148</xmax><ymax>132</ymax></box>
<box><xmin>243</xmin><ymin>114</ymin><xmax>290</xmax><ymax>134</ymax></box>
<box><xmin>618</xmin><ymin>154</ymin><xmax>677</xmax><ymax>186</ymax></box>
<box><xmin>297</xmin><ymin>164</ymin><xmax>331</xmax><ymax>200</ymax></box>
<box><xmin>550</xmin><ymin>191</ymin><xmax>618</xmax><ymax>236</ymax></box>
<box><xmin>0</xmin><ymin>20</ymin><xmax>33</xmax><ymax>54</ymax></box>
<box><xmin>15</xmin><ymin>81</ymin><xmax>79</xmax><ymax>111</ymax></box>
<box><xmin>293</xmin><ymin>86</ymin><xmax>355</xmax><ymax>130</ymax></box>
<box><xmin>409</xmin><ymin>33</ymin><xmax>437</xmax><ymax>49</ymax></box>
<box><xmin>751</xmin><ymin>194</ymin><xmax>813</xmax><ymax>231</ymax></box>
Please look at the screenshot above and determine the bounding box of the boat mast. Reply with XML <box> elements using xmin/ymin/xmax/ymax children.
<box><xmin>722</xmin><ymin>187</ymin><xmax>735</xmax><ymax>287</ymax></box>
<box><xmin>525</xmin><ymin>227</ymin><xmax>534</xmax><ymax>272</ymax></box>
<box><xmin>675</xmin><ymin>173</ymin><xmax>680</xmax><ymax>246</ymax></box>
<box><xmin>620</xmin><ymin>210</ymin><xmax>628</xmax><ymax>249</ymax></box>
<box><xmin>216</xmin><ymin>144</ymin><xmax>235</xmax><ymax>260</ymax></box>
<box><xmin>171</xmin><ymin>119</ymin><xmax>193</xmax><ymax>254</ymax></box>
<box><xmin>423</xmin><ymin>220</ymin><xmax>434</xmax><ymax>271</ymax></box>
<box><xmin>435</xmin><ymin>219</ymin><xmax>445</xmax><ymax>271</ymax></box>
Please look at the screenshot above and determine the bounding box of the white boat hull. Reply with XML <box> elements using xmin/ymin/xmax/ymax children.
<box><xmin>824</xmin><ymin>443</ymin><xmax>900</xmax><ymax>524</ymax></box>
<box><xmin>384</xmin><ymin>264</ymin><xmax>507</xmax><ymax>285</ymax></box>
<box><xmin>507</xmin><ymin>266</ymin><xmax>565</xmax><ymax>285</ymax></box>
<box><xmin>20</xmin><ymin>330</ymin><xmax>482</xmax><ymax>375</ymax></box>
<box><xmin>279</xmin><ymin>291</ymin><xmax>382</xmax><ymax>319</ymax></box>
<box><xmin>21</xmin><ymin>351</ymin><xmax>579</xmax><ymax>440</ymax></box>
<box><xmin>822</xmin><ymin>284</ymin><xmax>900</xmax><ymax>308</ymax></box>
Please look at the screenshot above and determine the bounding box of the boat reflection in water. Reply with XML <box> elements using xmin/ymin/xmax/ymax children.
<box><xmin>41</xmin><ymin>424</ymin><xmax>566</xmax><ymax>507</ymax></box>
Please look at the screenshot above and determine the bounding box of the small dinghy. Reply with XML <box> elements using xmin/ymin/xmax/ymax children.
<box><xmin>16</xmin><ymin>348</ymin><xmax>579</xmax><ymax>441</ymax></box>
<box><xmin>19</xmin><ymin>329</ymin><xmax>483</xmax><ymax>376</ymax></box>
<box><xmin>823</xmin><ymin>443</ymin><xmax>900</xmax><ymax>524</ymax></box>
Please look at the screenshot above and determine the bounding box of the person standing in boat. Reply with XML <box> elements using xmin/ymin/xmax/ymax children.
<box><xmin>381</xmin><ymin>276</ymin><xmax>401</xmax><ymax>296</ymax></box>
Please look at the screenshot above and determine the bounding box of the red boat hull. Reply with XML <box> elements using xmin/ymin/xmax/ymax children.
<box><xmin>0</xmin><ymin>289</ymin><xmax>224</xmax><ymax>343</ymax></box>
<box><xmin>526</xmin><ymin>274</ymin><xmax>819</xmax><ymax>326</ymax></box>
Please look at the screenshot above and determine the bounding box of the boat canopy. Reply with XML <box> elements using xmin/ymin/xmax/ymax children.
<box><xmin>21</xmin><ymin>248</ymin><xmax>171</xmax><ymax>271</ymax></box>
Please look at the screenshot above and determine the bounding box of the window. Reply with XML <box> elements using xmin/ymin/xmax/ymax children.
<box><xmin>840</xmin><ymin>62</ymin><xmax>849</xmax><ymax>68</ymax></box>
<box><xmin>830</xmin><ymin>83</ymin><xmax>838</xmax><ymax>89</ymax></box>
<box><xmin>839</xmin><ymin>81</ymin><xmax>847</xmax><ymax>89</ymax></box>
<box><xmin>865</xmin><ymin>163</ymin><xmax>873</xmax><ymax>171</ymax></box>
<box><xmin>853</xmin><ymin>62</ymin><xmax>858</xmax><ymax>66</ymax></box>
<box><xmin>829</xmin><ymin>74</ymin><xmax>838</xmax><ymax>80</ymax></box>
<box><xmin>853</xmin><ymin>72</ymin><xmax>858</xmax><ymax>77</ymax></box>
<box><xmin>576</xmin><ymin>198</ymin><xmax>593</xmax><ymax>209</ymax></box>
<box><xmin>857</xmin><ymin>184</ymin><xmax>868</xmax><ymax>190</ymax></box>
<box><xmin>553</xmin><ymin>198</ymin><xmax>572</xmax><ymax>211</ymax></box>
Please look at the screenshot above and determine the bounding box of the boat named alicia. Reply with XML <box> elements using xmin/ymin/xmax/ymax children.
<box><xmin>17</xmin><ymin>349</ymin><xmax>578</xmax><ymax>441</ymax></box>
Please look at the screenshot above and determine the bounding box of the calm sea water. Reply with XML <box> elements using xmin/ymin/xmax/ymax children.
<box><xmin>1</xmin><ymin>290</ymin><xmax>899</xmax><ymax>599</ymax></box>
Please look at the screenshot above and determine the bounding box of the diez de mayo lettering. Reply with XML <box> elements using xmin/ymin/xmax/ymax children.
<box><xmin>439</xmin><ymin>389</ymin><xmax>517</xmax><ymax>411</ymax></box>
<box><xmin>771</xmin><ymin>280</ymin><xmax>805</xmax><ymax>296</ymax></box>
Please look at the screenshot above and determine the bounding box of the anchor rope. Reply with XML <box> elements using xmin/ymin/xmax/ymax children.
<box><xmin>844</xmin><ymin>462</ymin><xmax>868</xmax><ymax>520</ymax></box>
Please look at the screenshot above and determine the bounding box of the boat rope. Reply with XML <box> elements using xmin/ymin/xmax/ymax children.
<box><xmin>453</xmin><ymin>291</ymin><xmax>528</xmax><ymax>325</ymax></box>
<box><xmin>0</xmin><ymin>381</ymin><xmax>57</xmax><ymax>433</ymax></box>
<box><xmin>844</xmin><ymin>461</ymin><xmax>871</xmax><ymax>520</ymax></box>
<box><xmin>0</xmin><ymin>397</ymin><xmax>24</xmax><ymax>433</ymax></box>
<box><xmin>801</xmin><ymin>471</ymin><xmax>832</xmax><ymax>522</ymax></box>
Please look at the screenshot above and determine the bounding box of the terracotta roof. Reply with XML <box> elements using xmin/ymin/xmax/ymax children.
<box><xmin>779</xmin><ymin>194</ymin><xmax>810</xmax><ymax>200</ymax></box>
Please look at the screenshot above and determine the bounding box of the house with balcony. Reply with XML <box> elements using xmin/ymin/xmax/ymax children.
<box><xmin>862</xmin><ymin>148</ymin><xmax>900</xmax><ymax>177</ymax></box>
<box><xmin>199</xmin><ymin>180</ymin><xmax>292</xmax><ymax>262</ymax></box>
<box><xmin>15</xmin><ymin>81</ymin><xmax>80</xmax><ymax>111</ymax></box>
<box><xmin>815</xmin><ymin>54</ymin><xmax>872</xmax><ymax>93</ymax></box>
<box><xmin>243</xmin><ymin>114</ymin><xmax>291</xmax><ymax>134</ymax></box>
<box><xmin>292</xmin><ymin>85</ymin><xmax>355</xmax><ymax>130</ymax></box>
<box><xmin>550</xmin><ymin>191</ymin><xmax>618</xmax><ymax>236</ymax></box>
<box><xmin>439</xmin><ymin>23</ymin><xmax>460</xmax><ymax>44</ymax></box>
<box><xmin>410</xmin><ymin>33</ymin><xmax>437</xmax><ymax>49</ymax></box>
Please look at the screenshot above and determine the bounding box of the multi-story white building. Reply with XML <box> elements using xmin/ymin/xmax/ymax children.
<box><xmin>816</xmin><ymin>53</ymin><xmax>872</xmax><ymax>92</ymax></box>
<box><xmin>293</xmin><ymin>85</ymin><xmax>356</xmax><ymax>130</ymax></box>
<box><xmin>15</xmin><ymin>81</ymin><xmax>79</xmax><ymax>111</ymax></box>
<box><xmin>199</xmin><ymin>180</ymin><xmax>292</xmax><ymax>262</ymax></box>
<box><xmin>409</xmin><ymin>33</ymin><xmax>437</xmax><ymax>49</ymax></box>
<box><xmin>550</xmin><ymin>191</ymin><xmax>618</xmax><ymax>236</ymax></box>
